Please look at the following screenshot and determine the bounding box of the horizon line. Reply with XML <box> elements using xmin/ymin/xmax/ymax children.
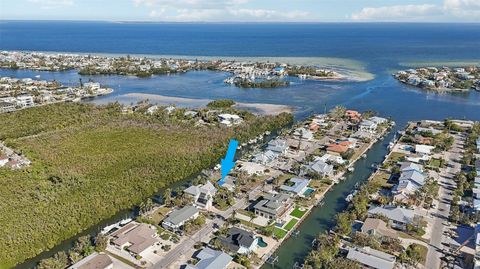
<box><xmin>1</xmin><ymin>19</ymin><xmax>479</xmax><ymax>24</ymax></box>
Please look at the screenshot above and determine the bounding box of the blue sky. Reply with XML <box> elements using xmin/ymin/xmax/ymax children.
<box><xmin>1</xmin><ymin>0</ymin><xmax>479</xmax><ymax>22</ymax></box>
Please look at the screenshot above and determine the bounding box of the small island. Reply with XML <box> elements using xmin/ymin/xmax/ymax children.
<box><xmin>394</xmin><ymin>66</ymin><xmax>480</xmax><ymax>92</ymax></box>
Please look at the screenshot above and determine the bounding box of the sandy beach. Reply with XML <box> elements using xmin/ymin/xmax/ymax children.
<box><xmin>99</xmin><ymin>93</ymin><xmax>294</xmax><ymax>115</ymax></box>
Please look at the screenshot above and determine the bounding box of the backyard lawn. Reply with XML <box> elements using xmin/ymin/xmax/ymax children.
<box><xmin>290</xmin><ymin>207</ymin><xmax>307</xmax><ymax>218</ymax></box>
<box><xmin>283</xmin><ymin>219</ymin><xmax>298</xmax><ymax>231</ymax></box>
<box><xmin>273</xmin><ymin>227</ymin><xmax>288</xmax><ymax>239</ymax></box>
<box><xmin>370</xmin><ymin>171</ymin><xmax>393</xmax><ymax>188</ymax></box>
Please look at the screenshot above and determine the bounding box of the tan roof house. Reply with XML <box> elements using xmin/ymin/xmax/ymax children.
<box><xmin>361</xmin><ymin>218</ymin><xmax>398</xmax><ymax>239</ymax></box>
<box><xmin>111</xmin><ymin>222</ymin><xmax>158</xmax><ymax>256</ymax></box>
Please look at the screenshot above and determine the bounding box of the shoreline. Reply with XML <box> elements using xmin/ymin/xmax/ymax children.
<box><xmin>95</xmin><ymin>92</ymin><xmax>295</xmax><ymax>115</ymax></box>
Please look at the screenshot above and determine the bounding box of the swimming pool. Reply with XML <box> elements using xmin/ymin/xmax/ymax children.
<box><xmin>257</xmin><ymin>237</ymin><xmax>268</xmax><ymax>248</ymax></box>
<box><xmin>303</xmin><ymin>187</ymin><xmax>315</xmax><ymax>196</ymax></box>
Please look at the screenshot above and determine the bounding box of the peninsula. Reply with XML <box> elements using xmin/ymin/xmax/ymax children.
<box><xmin>394</xmin><ymin>66</ymin><xmax>480</xmax><ymax>92</ymax></box>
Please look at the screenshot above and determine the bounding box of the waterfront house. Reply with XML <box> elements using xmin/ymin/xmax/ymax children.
<box><xmin>162</xmin><ymin>205</ymin><xmax>199</xmax><ymax>232</ymax></box>
<box><xmin>184</xmin><ymin>181</ymin><xmax>217</xmax><ymax>210</ymax></box>
<box><xmin>369</xmin><ymin>116</ymin><xmax>388</xmax><ymax>125</ymax></box>
<box><xmin>68</xmin><ymin>253</ymin><xmax>113</xmax><ymax>269</ymax></box>
<box><xmin>185</xmin><ymin>247</ymin><xmax>233</xmax><ymax>269</ymax></box>
<box><xmin>476</xmin><ymin>137</ymin><xmax>480</xmax><ymax>153</ymax></box>
<box><xmin>237</xmin><ymin>161</ymin><xmax>266</xmax><ymax>176</ymax></box>
<box><xmin>368</xmin><ymin>206</ymin><xmax>416</xmax><ymax>231</ymax></box>
<box><xmin>303</xmin><ymin>158</ymin><xmax>334</xmax><ymax>178</ymax></box>
<box><xmin>266</xmin><ymin>139</ymin><xmax>288</xmax><ymax>154</ymax></box>
<box><xmin>110</xmin><ymin>222</ymin><xmax>159</xmax><ymax>257</ymax></box>
<box><xmin>218</xmin><ymin>227</ymin><xmax>258</xmax><ymax>255</ymax></box>
<box><xmin>346</xmin><ymin>246</ymin><xmax>396</xmax><ymax>269</ymax></box>
<box><xmin>361</xmin><ymin>218</ymin><xmax>398</xmax><ymax>240</ymax></box>
<box><xmin>280</xmin><ymin>177</ymin><xmax>311</xmax><ymax>197</ymax></box>
<box><xmin>253</xmin><ymin>150</ymin><xmax>278</xmax><ymax>165</ymax></box>
<box><xmin>254</xmin><ymin>193</ymin><xmax>292</xmax><ymax>220</ymax></box>
<box><xmin>359</xmin><ymin>120</ymin><xmax>378</xmax><ymax>133</ymax></box>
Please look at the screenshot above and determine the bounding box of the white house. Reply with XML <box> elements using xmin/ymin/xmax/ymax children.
<box><xmin>359</xmin><ymin>120</ymin><xmax>378</xmax><ymax>133</ymax></box>
<box><xmin>16</xmin><ymin>95</ymin><xmax>34</xmax><ymax>108</ymax></box>
<box><xmin>184</xmin><ymin>181</ymin><xmax>217</xmax><ymax>210</ymax></box>
<box><xmin>218</xmin><ymin>114</ymin><xmax>242</xmax><ymax>126</ymax></box>
<box><xmin>280</xmin><ymin>177</ymin><xmax>311</xmax><ymax>197</ymax></box>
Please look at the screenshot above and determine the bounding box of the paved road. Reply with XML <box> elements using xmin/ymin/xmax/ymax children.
<box><xmin>425</xmin><ymin>133</ymin><xmax>463</xmax><ymax>269</ymax></box>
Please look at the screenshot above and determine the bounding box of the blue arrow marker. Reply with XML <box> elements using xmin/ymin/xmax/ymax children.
<box><xmin>219</xmin><ymin>139</ymin><xmax>239</xmax><ymax>186</ymax></box>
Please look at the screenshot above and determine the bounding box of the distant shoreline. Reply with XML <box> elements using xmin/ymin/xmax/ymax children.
<box><xmin>3</xmin><ymin>50</ymin><xmax>374</xmax><ymax>82</ymax></box>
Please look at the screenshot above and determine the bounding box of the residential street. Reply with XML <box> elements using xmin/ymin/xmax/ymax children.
<box><xmin>425</xmin><ymin>133</ymin><xmax>464</xmax><ymax>269</ymax></box>
<box><xmin>151</xmin><ymin>189</ymin><xmax>254</xmax><ymax>269</ymax></box>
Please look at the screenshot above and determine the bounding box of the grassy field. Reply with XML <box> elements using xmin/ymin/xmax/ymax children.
<box><xmin>0</xmin><ymin>103</ymin><xmax>292</xmax><ymax>267</ymax></box>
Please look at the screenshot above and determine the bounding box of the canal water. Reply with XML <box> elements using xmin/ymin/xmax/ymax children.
<box><xmin>262</xmin><ymin>130</ymin><xmax>396</xmax><ymax>268</ymax></box>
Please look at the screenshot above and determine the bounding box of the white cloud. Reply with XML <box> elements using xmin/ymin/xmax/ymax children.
<box><xmin>29</xmin><ymin>0</ymin><xmax>74</xmax><ymax>9</ymax></box>
<box><xmin>351</xmin><ymin>4</ymin><xmax>441</xmax><ymax>21</ymax></box>
<box><xmin>351</xmin><ymin>0</ymin><xmax>480</xmax><ymax>22</ymax></box>
<box><xmin>133</xmin><ymin>0</ymin><xmax>309</xmax><ymax>21</ymax></box>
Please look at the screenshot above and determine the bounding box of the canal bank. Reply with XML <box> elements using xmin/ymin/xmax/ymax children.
<box><xmin>12</xmin><ymin>125</ymin><xmax>287</xmax><ymax>269</ymax></box>
<box><xmin>261</xmin><ymin>129</ymin><xmax>396</xmax><ymax>269</ymax></box>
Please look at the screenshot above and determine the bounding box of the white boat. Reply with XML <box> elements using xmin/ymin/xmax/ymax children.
<box><xmin>35</xmin><ymin>75</ymin><xmax>41</xmax><ymax>78</ymax></box>
<box><xmin>347</xmin><ymin>167</ymin><xmax>354</xmax><ymax>172</ymax></box>
<box><xmin>119</xmin><ymin>218</ymin><xmax>132</xmax><ymax>226</ymax></box>
<box><xmin>345</xmin><ymin>194</ymin><xmax>353</xmax><ymax>202</ymax></box>
<box><xmin>100</xmin><ymin>223</ymin><xmax>118</xmax><ymax>235</ymax></box>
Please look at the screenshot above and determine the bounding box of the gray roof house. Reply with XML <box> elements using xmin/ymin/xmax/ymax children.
<box><xmin>162</xmin><ymin>205</ymin><xmax>199</xmax><ymax>232</ymax></box>
<box><xmin>266</xmin><ymin>139</ymin><xmax>288</xmax><ymax>154</ymax></box>
<box><xmin>218</xmin><ymin>227</ymin><xmax>258</xmax><ymax>255</ymax></box>
<box><xmin>368</xmin><ymin>116</ymin><xmax>388</xmax><ymax>125</ymax></box>
<box><xmin>254</xmin><ymin>193</ymin><xmax>292</xmax><ymax>220</ymax></box>
<box><xmin>346</xmin><ymin>246</ymin><xmax>396</xmax><ymax>269</ymax></box>
<box><xmin>184</xmin><ymin>181</ymin><xmax>217</xmax><ymax>210</ymax></box>
<box><xmin>368</xmin><ymin>206</ymin><xmax>416</xmax><ymax>230</ymax></box>
<box><xmin>399</xmin><ymin>162</ymin><xmax>423</xmax><ymax>173</ymax></box>
<box><xmin>304</xmin><ymin>159</ymin><xmax>334</xmax><ymax>177</ymax></box>
<box><xmin>253</xmin><ymin>150</ymin><xmax>278</xmax><ymax>165</ymax></box>
<box><xmin>399</xmin><ymin>170</ymin><xmax>425</xmax><ymax>186</ymax></box>
<box><xmin>185</xmin><ymin>247</ymin><xmax>233</xmax><ymax>269</ymax></box>
<box><xmin>280</xmin><ymin>177</ymin><xmax>311</xmax><ymax>197</ymax></box>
